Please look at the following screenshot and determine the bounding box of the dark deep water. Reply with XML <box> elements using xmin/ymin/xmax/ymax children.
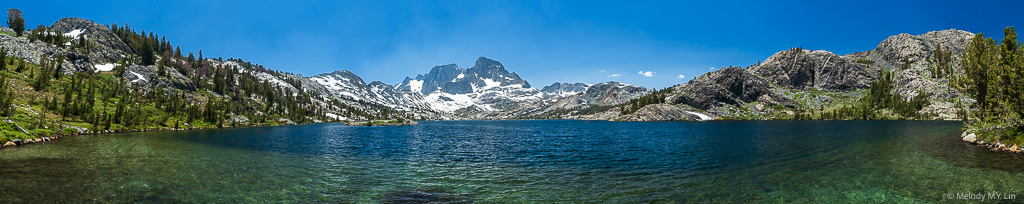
<box><xmin>1</xmin><ymin>120</ymin><xmax>1022</xmax><ymax>202</ymax></box>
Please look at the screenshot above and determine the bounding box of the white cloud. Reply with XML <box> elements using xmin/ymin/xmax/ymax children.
<box><xmin>599</xmin><ymin>70</ymin><xmax>606</xmax><ymax>73</ymax></box>
<box><xmin>676</xmin><ymin>74</ymin><xmax>686</xmax><ymax>79</ymax></box>
<box><xmin>709</xmin><ymin>67</ymin><xmax>715</xmax><ymax>70</ymax></box>
<box><xmin>638</xmin><ymin>71</ymin><xmax>655</xmax><ymax>77</ymax></box>
<box><xmin>608</xmin><ymin>74</ymin><xmax>621</xmax><ymax>77</ymax></box>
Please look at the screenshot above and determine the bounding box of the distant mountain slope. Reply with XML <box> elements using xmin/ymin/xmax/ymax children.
<box><xmin>306</xmin><ymin>57</ymin><xmax>652</xmax><ymax>119</ymax></box>
<box><xmin>540</xmin><ymin>82</ymin><xmax>590</xmax><ymax>98</ymax></box>
<box><xmin>0</xmin><ymin>16</ymin><xmax>389</xmax><ymax>142</ymax></box>
<box><xmin>582</xmin><ymin>29</ymin><xmax>977</xmax><ymax>121</ymax></box>
<box><xmin>486</xmin><ymin>81</ymin><xmax>650</xmax><ymax>119</ymax></box>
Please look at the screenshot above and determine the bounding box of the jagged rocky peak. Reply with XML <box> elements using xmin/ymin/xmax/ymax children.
<box><xmin>397</xmin><ymin>56</ymin><xmax>534</xmax><ymax>95</ymax></box>
<box><xmin>468</xmin><ymin>56</ymin><xmax>531</xmax><ymax>88</ymax></box>
<box><xmin>749</xmin><ymin>48</ymin><xmax>880</xmax><ymax>91</ymax></box>
<box><xmin>540</xmin><ymin>82</ymin><xmax>590</xmax><ymax>97</ymax></box>
<box><xmin>49</xmin><ymin>17</ymin><xmax>132</xmax><ymax>64</ymax></box>
<box><xmin>397</xmin><ymin>64</ymin><xmax>462</xmax><ymax>94</ymax></box>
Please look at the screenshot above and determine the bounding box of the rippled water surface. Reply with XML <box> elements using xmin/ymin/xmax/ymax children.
<box><xmin>1</xmin><ymin>120</ymin><xmax>1022</xmax><ymax>202</ymax></box>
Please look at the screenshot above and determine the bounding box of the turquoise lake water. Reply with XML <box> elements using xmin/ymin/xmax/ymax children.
<box><xmin>0</xmin><ymin>120</ymin><xmax>1021</xmax><ymax>202</ymax></box>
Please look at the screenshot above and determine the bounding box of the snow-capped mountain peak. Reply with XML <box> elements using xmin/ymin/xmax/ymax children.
<box><xmin>310</xmin><ymin>57</ymin><xmax>641</xmax><ymax>119</ymax></box>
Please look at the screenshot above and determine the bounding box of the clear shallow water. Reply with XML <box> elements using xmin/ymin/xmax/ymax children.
<box><xmin>0</xmin><ymin>120</ymin><xmax>1021</xmax><ymax>202</ymax></box>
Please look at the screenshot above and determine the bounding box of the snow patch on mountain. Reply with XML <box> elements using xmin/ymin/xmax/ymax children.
<box><xmin>312</xmin><ymin>75</ymin><xmax>353</xmax><ymax>91</ymax></box>
<box><xmin>255</xmin><ymin>72</ymin><xmax>295</xmax><ymax>90</ymax></box>
<box><xmin>686</xmin><ymin>111</ymin><xmax>713</xmax><ymax>120</ymax></box>
<box><xmin>63</xmin><ymin>29</ymin><xmax>85</xmax><ymax>39</ymax></box>
<box><xmin>129</xmin><ymin>71</ymin><xmax>146</xmax><ymax>83</ymax></box>
<box><xmin>408</xmin><ymin>79</ymin><xmax>424</xmax><ymax>93</ymax></box>
<box><xmin>423</xmin><ymin>91</ymin><xmax>489</xmax><ymax>112</ymax></box>
<box><xmin>93</xmin><ymin>63</ymin><xmax>117</xmax><ymax>73</ymax></box>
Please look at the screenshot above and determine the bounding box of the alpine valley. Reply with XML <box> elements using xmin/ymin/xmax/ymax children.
<box><xmin>0</xmin><ymin>16</ymin><xmax>985</xmax><ymax>144</ymax></box>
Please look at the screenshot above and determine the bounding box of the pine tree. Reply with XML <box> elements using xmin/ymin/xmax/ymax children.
<box><xmin>1001</xmin><ymin>27</ymin><xmax>1023</xmax><ymax>119</ymax></box>
<box><xmin>78</xmin><ymin>35</ymin><xmax>87</xmax><ymax>49</ymax></box>
<box><xmin>52</xmin><ymin>58</ymin><xmax>63</xmax><ymax>80</ymax></box>
<box><xmin>15</xmin><ymin>59</ymin><xmax>25</xmax><ymax>72</ymax></box>
<box><xmin>957</xmin><ymin>33</ymin><xmax>997</xmax><ymax>120</ymax></box>
<box><xmin>0</xmin><ymin>75</ymin><xmax>12</xmax><ymax>116</ymax></box>
<box><xmin>32</xmin><ymin>57</ymin><xmax>54</xmax><ymax>91</ymax></box>
<box><xmin>139</xmin><ymin>39</ymin><xmax>155</xmax><ymax>65</ymax></box>
<box><xmin>0</xmin><ymin>48</ymin><xmax>6</xmax><ymax>71</ymax></box>
<box><xmin>7</xmin><ymin>9</ymin><xmax>25</xmax><ymax>37</ymax></box>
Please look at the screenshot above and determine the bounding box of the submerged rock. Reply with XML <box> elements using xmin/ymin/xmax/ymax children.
<box><xmin>382</xmin><ymin>187</ymin><xmax>472</xmax><ymax>204</ymax></box>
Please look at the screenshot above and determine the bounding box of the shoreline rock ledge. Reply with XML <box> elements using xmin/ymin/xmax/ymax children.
<box><xmin>962</xmin><ymin>131</ymin><xmax>1023</xmax><ymax>154</ymax></box>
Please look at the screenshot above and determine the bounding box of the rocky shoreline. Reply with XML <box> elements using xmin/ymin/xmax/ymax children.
<box><xmin>961</xmin><ymin>131</ymin><xmax>1023</xmax><ymax>154</ymax></box>
<box><xmin>344</xmin><ymin>120</ymin><xmax>419</xmax><ymax>126</ymax></box>
<box><xmin>0</xmin><ymin>123</ymin><xmax>312</xmax><ymax>150</ymax></box>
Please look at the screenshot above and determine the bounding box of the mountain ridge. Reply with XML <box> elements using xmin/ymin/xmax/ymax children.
<box><xmin>0</xmin><ymin>14</ymin><xmax>981</xmax><ymax>126</ymax></box>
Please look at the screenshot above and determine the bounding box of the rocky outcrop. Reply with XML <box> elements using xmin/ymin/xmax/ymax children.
<box><xmin>667</xmin><ymin>67</ymin><xmax>797</xmax><ymax>111</ymax></box>
<box><xmin>0</xmin><ymin>31</ymin><xmax>73</xmax><ymax>71</ymax></box>
<box><xmin>749</xmin><ymin>49</ymin><xmax>880</xmax><ymax>91</ymax></box>
<box><xmin>871</xmin><ymin>29</ymin><xmax>973</xmax><ymax>67</ymax></box>
<box><xmin>126</xmin><ymin>65</ymin><xmax>196</xmax><ymax>91</ymax></box>
<box><xmin>863</xmin><ymin>29</ymin><xmax>975</xmax><ymax>119</ymax></box>
<box><xmin>49</xmin><ymin>17</ymin><xmax>132</xmax><ymax>64</ymax></box>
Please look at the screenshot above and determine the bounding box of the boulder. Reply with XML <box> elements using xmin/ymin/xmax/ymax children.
<box><xmin>1010</xmin><ymin>145</ymin><xmax>1019</xmax><ymax>153</ymax></box>
<box><xmin>11</xmin><ymin>139</ymin><xmax>23</xmax><ymax>145</ymax></box>
<box><xmin>962</xmin><ymin>133</ymin><xmax>978</xmax><ymax>143</ymax></box>
<box><xmin>2</xmin><ymin>141</ymin><xmax>14</xmax><ymax>147</ymax></box>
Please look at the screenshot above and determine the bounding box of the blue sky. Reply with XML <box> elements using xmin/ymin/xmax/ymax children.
<box><xmin>7</xmin><ymin>0</ymin><xmax>1023</xmax><ymax>89</ymax></box>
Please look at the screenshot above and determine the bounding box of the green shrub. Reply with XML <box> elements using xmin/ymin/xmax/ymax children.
<box><xmin>63</xmin><ymin>127</ymin><xmax>77</xmax><ymax>135</ymax></box>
